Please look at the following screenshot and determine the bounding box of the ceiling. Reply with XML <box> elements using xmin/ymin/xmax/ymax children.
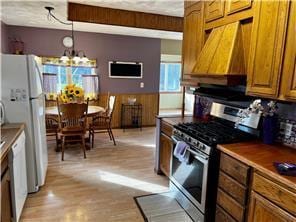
<box><xmin>0</xmin><ymin>0</ymin><xmax>184</xmax><ymax>40</ymax></box>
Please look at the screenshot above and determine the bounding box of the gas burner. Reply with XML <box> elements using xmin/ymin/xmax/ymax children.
<box><xmin>174</xmin><ymin>120</ymin><xmax>255</xmax><ymax>147</ymax></box>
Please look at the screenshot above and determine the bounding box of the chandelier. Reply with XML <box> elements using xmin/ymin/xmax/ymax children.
<box><xmin>45</xmin><ymin>6</ymin><xmax>89</xmax><ymax>64</ymax></box>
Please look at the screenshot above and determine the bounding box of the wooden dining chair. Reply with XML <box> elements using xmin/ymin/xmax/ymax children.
<box><xmin>89</xmin><ymin>95</ymin><xmax>116</xmax><ymax>147</ymax></box>
<box><xmin>45</xmin><ymin>115</ymin><xmax>59</xmax><ymax>149</ymax></box>
<box><xmin>57</xmin><ymin>100</ymin><xmax>89</xmax><ymax>161</ymax></box>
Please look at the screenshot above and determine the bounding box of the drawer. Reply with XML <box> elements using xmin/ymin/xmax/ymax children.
<box><xmin>220</xmin><ymin>153</ymin><xmax>250</xmax><ymax>185</ymax></box>
<box><xmin>217</xmin><ymin>188</ymin><xmax>245</xmax><ymax>222</ymax></box>
<box><xmin>218</xmin><ymin>171</ymin><xmax>247</xmax><ymax>205</ymax></box>
<box><xmin>215</xmin><ymin>205</ymin><xmax>236</xmax><ymax>222</ymax></box>
<box><xmin>161</xmin><ymin>121</ymin><xmax>173</xmax><ymax>137</ymax></box>
<box><xmin>252</xmin><ymin>173</ymin><xmax>296</xmax><ymax>216</ymax></box>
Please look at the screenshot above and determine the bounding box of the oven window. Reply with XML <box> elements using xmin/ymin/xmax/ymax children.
<box><xmin>171</xmin><ymin>155</ymin><xmax>204</xmax><ymax>203</ymax></box>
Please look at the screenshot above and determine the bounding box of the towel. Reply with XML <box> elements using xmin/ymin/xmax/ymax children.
<box><xmin>173</xmin><ymin>141</ymin><xmax>190</xmax><ymax>164</ymax></box>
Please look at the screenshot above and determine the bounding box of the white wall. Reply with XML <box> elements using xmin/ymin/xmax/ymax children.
<box><xmin>159</xmin><ymin>39</ymin><xmax>183</xmax><ymax>110</ymax></box>
<box><xmin>159</xmin><ymin>93</ymin><xmax>183</xmax><ymax>109</ymax></box>
<box><xmin>161</xmin><ymin>39</ymin><xmax>182</xmax><ymax>55</ymax></box>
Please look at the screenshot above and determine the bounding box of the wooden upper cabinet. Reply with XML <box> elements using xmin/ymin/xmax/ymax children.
<box><xmin>246</xmin><ymin>0</ymin><xmax>290</xmax><ymax>98</ymax></box>
<box><xmin>204</xmin><ymin>0</ymin><xmax>225</xmax><ymax>22</ymax></box>
<box><xmin>279</xmin><ymin>1</ymin><xmax>296</xmax><ymax>101</ymax></box>
<box><xmin>225</xmin><ymin>0</ymin><xmax>252</xmax><ymax>15</ymax></box>
<box><xmin>182</xmin><ymin>2</ymin><xmax>204</xmax><ymax>76</ymax></box>
<box><xmin>248</xmin><ymin>192</ymin><xmax>295</xmax><ymax>222</ymax></box>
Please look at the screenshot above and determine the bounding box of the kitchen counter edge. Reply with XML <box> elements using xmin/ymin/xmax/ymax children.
<box><xmin>218</xmin><ymin>141</ymin><xmax>296</xmax><ymax>192</ymax></box>
<box><xmin>1</xmin><ymin>123</ymin><xmax>25</xmax><ymax>162</ymax></box>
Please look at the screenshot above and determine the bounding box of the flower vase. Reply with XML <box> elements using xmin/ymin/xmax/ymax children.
<box><xmin>262</xmin><ymin>115</ymin><xmax>278</xmax><ymax>144</ymax></box>
<box><xmin>194</xmin><ymin>98</ymin><xmax>204</xmax><ymax>118</ymax></box>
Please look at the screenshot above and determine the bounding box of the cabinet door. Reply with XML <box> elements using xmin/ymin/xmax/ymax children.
<box><xmin>1</xmin><ymin>169</ymin><xmax>13</xmax><ymax>222</ymax></box>
<box><xmin>159</xmin><ymin>133</ymin><xmax>173</xmax><ymax>177</ymax></box>
<box><xmin>204</xmin><ymin>0</ymin><xmax>225</xmax><ymax>22</ymax></box>
<box><xmin>246</xmin><ymin>0</ymin><xmax>290</xmax><ymax>98</ymax></box>
<box><xmin>225</xmin><ymin>0</ymin><xmax>252</xmax><ymax>15</ymax></box>
<box><xmin>182</xmin><ymin>2</ymin><xmax>204</xmax><ymax>78</ymax></box>
<box><xmin>248</xmin><ymin>192</ymin><xmax>295</xmax><ymax>222</ymax></box>
<box><xmin>280</xmin><ymin>1</ymin><xmax>296</xmax><ymax>101</ymax></box>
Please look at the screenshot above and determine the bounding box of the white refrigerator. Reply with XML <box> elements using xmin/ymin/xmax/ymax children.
<box><xmin>1</xmin><ymin>54</ymin><xmax>48</xmax><ymax>193</ymax></box>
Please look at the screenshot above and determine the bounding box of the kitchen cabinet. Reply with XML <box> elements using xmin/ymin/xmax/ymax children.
<box><xmin>204</xmin><ymin>0</ymin><xmax>225</xmax><ymax>22</ymax></box>
<box><xmin>216</xmin><ymin>153</ymin><xmax>250</xmax><ymax>222</ymax></box>
<box><xmin>225</xmin><ymin>0</ymin><xmax>252</xmax><ymax>15</ymax></box>
<box><xmin>182</xmin><ymin>1</ymin><xmax>204</xmax><ymax>85</ymax></box>
<box><xmin>279</xmin><ymin>0</ymin><xmax>296</xmax><ymax>101</ymax></box>
<box><xmin>248</xmin><ymin>191</ymin><xmax>295</xmax><ymax>222</ymax></box>
<box><xmin>159</xmin><ymin>133</ymin><xmax>173</xmax><ymax>177</ymax></box>
<box><xmin>1</xmin><ymin>156</ymin><xmax>13</xmax><ymax>222</ymax></box>
<box><xmin>217</xmin><ymin>143</ymin><xmax>296</xmax><ymax>222</ymax></box>
<box><xmin>246</xmin><ymin>0</ymin><xmax>290</xmax><ymax>98</ymax></box>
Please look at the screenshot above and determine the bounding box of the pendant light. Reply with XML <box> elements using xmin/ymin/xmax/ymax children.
<box><xmin>45</xmin><ymin>6</ymin><xmax>89</xmax><ymax>64</ymax></box>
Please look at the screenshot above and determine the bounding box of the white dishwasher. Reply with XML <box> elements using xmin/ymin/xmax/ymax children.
<box><xmin>9</xmin><ymin>130</ymin><xmax>28</xmax><ymax>222</ymax></box>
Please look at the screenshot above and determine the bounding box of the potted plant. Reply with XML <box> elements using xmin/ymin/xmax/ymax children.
<box><xmin>236</xmin><ymin>99</ymin><xmax>278</xmax><ymax>144</ymax></box>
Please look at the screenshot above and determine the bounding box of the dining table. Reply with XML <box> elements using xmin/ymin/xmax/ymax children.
<box><xmin>45</xmin><ymin>105</ymin><xmax>105</xmax><ymax>151</ymax></box>
<box><xmin>45</xmin><ymin>105</ymin><xmax>105</xmax><ymax>117</ymax></box>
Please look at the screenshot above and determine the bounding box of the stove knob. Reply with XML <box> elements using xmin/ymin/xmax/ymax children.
<box><xmin>201</xmin><ymin>145</ymin><xmax>206</xmax><ymax>150</ymax></box>
<box><xmin>181</xmin><ymin>133</ymin><xmax>184</xmax><ymax>138</ymax></box>
<box><xmin>188</xmin><ymin>137</ymin><xmax>191</xmax><ymax>142</ymax></box>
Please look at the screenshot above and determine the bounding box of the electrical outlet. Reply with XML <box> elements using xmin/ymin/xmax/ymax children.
<box><xmin>280</xmin><ymin>122</ymin><xmax>293</xmax><ymax>137</ymax></box>
<box><xmin>140</xmin><ymin>82</ymin><xmax>144</xmax><ymax>88</ymax></box>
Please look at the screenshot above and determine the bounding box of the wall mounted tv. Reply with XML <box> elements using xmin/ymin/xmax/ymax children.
<box><xmin>109</xmin><ymin>61</ymin><xmax>143</xmax><ymax>79</ymax></box>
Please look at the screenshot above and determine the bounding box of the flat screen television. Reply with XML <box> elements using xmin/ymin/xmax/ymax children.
<box><xmin>109</xmin><ymin>61</ymin><xmax>143</xmax><ymax>79</ymax></box>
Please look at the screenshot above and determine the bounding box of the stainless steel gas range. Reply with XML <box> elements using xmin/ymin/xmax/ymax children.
<box><xmin>169</xmin><ymin>102</ymin><xmax>261</xmax><ymax>222</ymax></box>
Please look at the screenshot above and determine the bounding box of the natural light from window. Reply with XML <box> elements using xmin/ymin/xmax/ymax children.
<box><xmin>98</xmin><ymin>170</ymin><xmax>168</xmax><ymax>193</ymax></box>
<box><xmin>160</xmin><ymin>63</ymin><xmax>181</xmax><ymax>92</ymax></box>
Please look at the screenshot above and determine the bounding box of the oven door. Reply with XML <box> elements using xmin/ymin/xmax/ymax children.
<box><xmin>170</xmin><ymin>136</ymin><xmax>209</xmax><ymax>214</ymax></box>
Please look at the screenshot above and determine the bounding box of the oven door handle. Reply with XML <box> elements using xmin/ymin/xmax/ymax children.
<box><xmin>187</xmin><ymin>148</ymin><xmax>209</xmax><ymax>162</ymax></box>
<box><xmin>171</xmin><ymin>136</ymin><xmax>209</xmax><ymax>162</ymax></box>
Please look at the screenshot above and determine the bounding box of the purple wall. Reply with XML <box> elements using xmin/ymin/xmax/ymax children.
<box><xmin>4</xmin><ymin>25</ymin><xmax>161</xmax><ymax>93</ymax></box>
<box><xmin>1</xmin><ymin>22</ymin><xmax>9</xmax><ymax>54</ymax></box>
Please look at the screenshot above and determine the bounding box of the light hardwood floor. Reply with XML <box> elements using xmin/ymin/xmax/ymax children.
<box><xmin>21</xmin><ymin>128</ymin><xmax>169</xmax><ymax>222</ymax></box>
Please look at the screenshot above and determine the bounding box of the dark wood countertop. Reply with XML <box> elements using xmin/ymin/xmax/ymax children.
<box><xmin>1</xmin><ymin>123</ymin><xmax>25</xmax><ymax>162</ymax></box>
<box><xmin>157</xmin><ymin>115</ymin><xmax>197</xmax><ymax>126</ymax></box>
<box><xmin>218</xmin><ymin>141</ymin><xmax>296</xmax><ymax>192</ymax></box>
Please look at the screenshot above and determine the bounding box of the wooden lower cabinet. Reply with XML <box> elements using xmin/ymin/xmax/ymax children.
<box><xmin>1</xmin><ymin>160</ymin><xmax>13</xmax><ymax>222</ymax></box>
<box><xmin>248</xmin><ymin>191</ymin><xmax>295</xmax><ymax>222</ymax></box>
<box><xmin>159</xmin><ymin>133</ymin><xmax>173</xmax><ymax>177</ymax></box>
<box><xmin>215</xmin><ymin>205</ymin><xmax>236</xmax><ymax>222</ymax></box>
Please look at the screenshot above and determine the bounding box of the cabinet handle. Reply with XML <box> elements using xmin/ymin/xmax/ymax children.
<box><xmin>13</xmin><ymin>143</ymin><xmax>18</xmax><ymax>148</ymax></box>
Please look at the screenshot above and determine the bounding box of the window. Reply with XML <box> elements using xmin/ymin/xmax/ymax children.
<box><xmin>42</xmin><ymin>57</ymin><xmax>98</xmax><ymax>100</ymax></box>
<box><xmin>160</xmin><ymin>63</ymin><xmax>181</xmax><ymax>92</ymax></box>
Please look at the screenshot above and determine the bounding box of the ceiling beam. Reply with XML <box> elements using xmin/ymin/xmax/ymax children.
<box><xmin>68</xmin><ymin>3</ymin><xmax>183</xmax><ymax>32</ymax></box>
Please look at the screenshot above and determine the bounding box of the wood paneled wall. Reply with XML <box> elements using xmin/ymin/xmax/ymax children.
<box><xmin>68</xmin><ymin>2</ymin><xmax>183</xmax><ymax>32</ymax></box>
<box><xmin>98</xmin><ymin>93</ymin><xmax>159</xmax><ymax>128</ymax></box>
<box><xmin>46</xmin><ymin>93</ymin><xmax>159</xmax><ymax>128</ymax></box>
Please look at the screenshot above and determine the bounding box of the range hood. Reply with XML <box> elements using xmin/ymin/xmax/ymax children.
<box><xmin>189</xmin><ymin>22</ymin><xmax>246</xmax><ymax>86</ymax></box>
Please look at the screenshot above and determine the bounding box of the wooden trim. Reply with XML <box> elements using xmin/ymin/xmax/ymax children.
<box><xmin>68</xmin><ymin>2</ymin><xmax>183</xmax><ymax>32</ymax></box>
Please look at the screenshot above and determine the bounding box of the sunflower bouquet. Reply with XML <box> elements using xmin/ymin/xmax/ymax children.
<box><xmin>60</xmin><ymin>84</ymin><xmax>84</xmax><ymax>103</ymax></box>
